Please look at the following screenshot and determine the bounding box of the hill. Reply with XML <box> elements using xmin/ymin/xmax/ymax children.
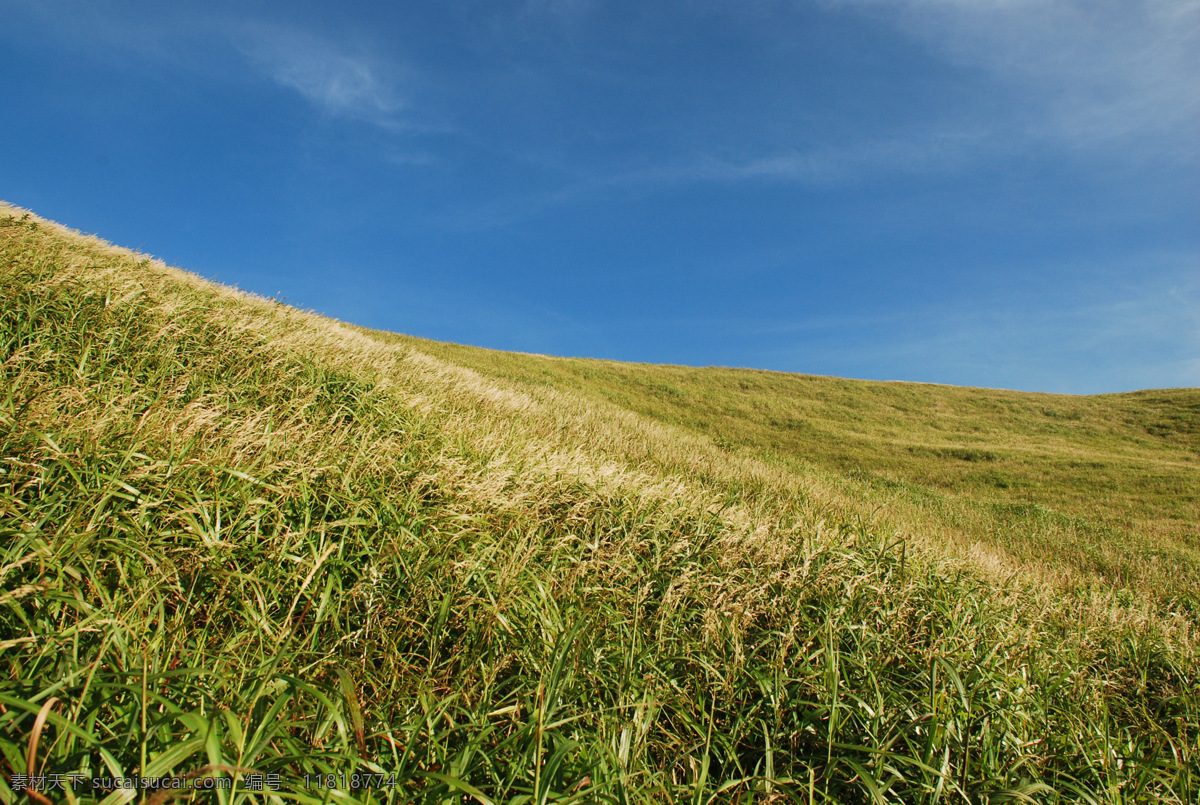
<box><xmin>398</xmin><ymin>336</ymin><xmax>1200</xmax><ymax>610</ymax></box>
<box><xmin>1</xmin><ymin>202</ymin><xmax>1197</xmax><ymax>803</ymax></box>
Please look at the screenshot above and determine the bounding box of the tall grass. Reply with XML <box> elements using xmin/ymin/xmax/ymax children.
<box><xmin>1</xmin><ymin>204</ymin><xmax>1197</xmax><ymax>803</ymax></box>
<box><xmin>394</xmin><ymin>337</ymin><xmax>1200</xmax><ymax>614</ymax></box>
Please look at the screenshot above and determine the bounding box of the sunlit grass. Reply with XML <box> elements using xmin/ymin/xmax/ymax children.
<box><xmin>1</xmin><ymin>203</ymin><xmax>1197</xmax><ymax>803</ymax></box>
<box><xmin>396</xmin><ymin>336</ymin><xmax>1200</xmax><ymax>613</ymax></box>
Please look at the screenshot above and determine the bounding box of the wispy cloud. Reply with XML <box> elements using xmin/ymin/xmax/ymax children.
<box><xmin>826</xmin><ymin>0</ymin><xmax>1200</xmax><ymax>160</ymax></box>
<box><xmin>0</xmin><ymin>3</ymin><xmax>418</xmax><ymax>131</ymax></box>
<box><xmin>478</xmin><ymin>0</ymin><xmax>1200</xmax><ymax>215</ymax></box>
<box><xmin>231</xmin><ymin>23</ymin><xmax>408</xmax><ymax>128</ymax></box>
<box><xmin>757</xmin><ymin>251</ymin><xmax>1200</xmax><ymax>392</ymax></box>
<box><xmin>444</xmin><ymin>129</ymin><xmax>989</xmax><ymax>229</ymax></box>
<box><xmin>666</xmin><ymin>129</ymin><xmax>990</xmax><ymax>184</ymax></box>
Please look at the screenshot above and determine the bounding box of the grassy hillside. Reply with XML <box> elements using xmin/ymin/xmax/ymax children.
<box><xmin>396</xmin><ymin>337</ymin><xmax>1200</xmax><ymax>610</ymax></box>
<box><xmin>1</xmin><ymin>202</ymin><xmax>1197</xmax><ymax>804</ymax></box>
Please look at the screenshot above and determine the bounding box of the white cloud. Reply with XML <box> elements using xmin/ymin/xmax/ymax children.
<box><xmin>636</xmin><ymin>0</ymin><xmax>1200</xmax><ymax>194</ymax></box>
<box><xmin>671</xmin><ymin>129</ymin><xmax>989</xmax><ymax>183</ymax></box>
<box><xmin>825</xmin><ymin>0</ymin><xmax>1200</xmax><ymax>160</ymax></box>
<box><xmin>481</xmin><ymin>0</ymin><xmax>1199</xmax><ymax>206</ymax></box>
<box><xmin>231</xmin><ymin>23</ymin><xmax>407</xmax><ymax>126</ymax></box>
<box><xmin>0</xmin><ymin>4</ymin><xmax>417</xmax><ymax>130</ymax></box>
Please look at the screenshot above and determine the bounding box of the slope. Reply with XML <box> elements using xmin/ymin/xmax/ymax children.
<box><xmin>390</xmin><ymin>336</ymin><xmax>1200</xmax><ymax>610</ymax></box>
<box><xmin>1</xmin><ymin>203</ymin><xmax>1197</xmax><ymax>804</ymax></box>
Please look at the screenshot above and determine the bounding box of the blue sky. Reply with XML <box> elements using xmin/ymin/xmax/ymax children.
<box><xmin>2</xmin><ymin>0</ymin><xmax>1197</xmax><ymax>393</ymax></box>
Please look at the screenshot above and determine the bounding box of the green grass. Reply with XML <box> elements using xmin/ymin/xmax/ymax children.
<box><xmin>2</xmin><ymin>204</ymin><xmax>1198</xmax><ymax>803</ymax></box>
<box><xmin>393</xmin><ymin>336</ymin><xmax>1200</xmax><ymax>613</ymax></box>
